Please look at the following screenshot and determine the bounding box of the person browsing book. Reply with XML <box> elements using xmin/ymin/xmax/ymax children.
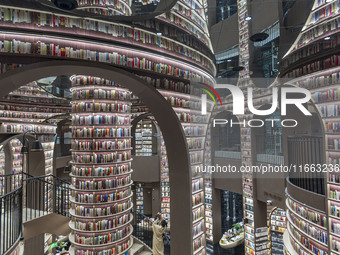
<box><xmin>152</xmin><ymin>212</ymin><xmax>167</xmax><ymax>255</ymax></box>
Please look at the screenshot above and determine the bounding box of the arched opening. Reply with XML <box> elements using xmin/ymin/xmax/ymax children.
<box><xmin>0</xmin><ymin>60</ymin><xmax>193</xmax><ymax>255</ymax></box>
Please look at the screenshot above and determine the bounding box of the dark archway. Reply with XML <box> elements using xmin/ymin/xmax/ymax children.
<box><xmin>0</xmin><ymin>60</ymin><xmax>193</xmax><ymax>255</ymax></box>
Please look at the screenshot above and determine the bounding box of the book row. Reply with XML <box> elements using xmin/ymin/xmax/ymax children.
<box><xmin>332</xmin><ymin>220</ymin><xmax>340</xmax><ymax>235</ymax></box>
<box><xmin>284</xmin><ymin>35</ymin><xmax>340</xmax><ymax>66</ymax></box>
<box><xmin>312</xmin><ymin>88</ymin><xmax>340</xmax><ymax>102</ymax></box>
<box><xmin>0</xmin><ymin>111</ymin><xmax>56</xmax><ymax>120</ymax></box>
<box><xmin>72</xmin><ymin>151</ymin><xmax>130</xmax><ymax>164</ymax></box>
<box><xmin>74</xmin><ymin>200</ymin><xmax>131</xmax><ymax>217</ymax></box>
<box><xmin>75</xmin><ymin>214</ymin><xmax>130</xmax><ymax>231</ymax></box>
<box><xmin>72</xmin><ymin>102</ymin><xmax>130</xmax><ymax>113</ymax></box>
<box><xmin>192</xmin><ymin>179</ymin><xmax>202</xmax><ymax>192</ymax></box>
<box><xmin>289</xmin><ymin>225</ymin><xmax>327</xmax><ymax>255</ymax></box>
<box><xmin>139</xmin><ymin>76</ymin><xmax>204</xmax><ymax>96</ymax></box>
<box><xmin>319</xmin><ymin>104</ymin><xmax>340</xmax><ymax>117</ymax></box>
<box><xmin>192</xmin><ymin>192</ymin><xmax>204</xmax><ymax>206</ymax></box>
<box><xmin>295</xmin><ymin>17</ymin><xmax>340</xmax><ymax>51</ymax></box>
<box><xmin>289</xmin><ymin>212</ymin><xmax>328</xmax><ymax>244</ymax></box>
<box><xmin>72</xmin><ymin>127</ymin><xmax>130</xmax><ymax>138</ymax></box>
<box><xmin>75</xmin><ymin>188</ymin><xmax>130</xmax><ymax>203</ymax></box>
<box><xmin>0</xmin><ymin>38</ymin><xmax>205</xmax><ymax>82</ymax></box>
<box><xmin>176</xmin><ymin>112</ymin><xmax>207</xmax><ymax>123</ymax></box>
<box><xmin>331</xmin><ymin>187</ymin><xmax>340</xmax><ymax>202</ymax></box>
<box><xmin>309</xmin><ymin>0</ymin><xmax>340</xmax><ymax>27</ymax></box>
<box><xmin>72</xmin><ymin>163</ymin><xmax>130</xmax><ymax>177</ymax></box>
<box><xmin>71</xmin><ymin>115</ymin><xmax>130</xmax><ymax>126</ymax></box>
<box><xmin>72</xmin><ymin>88</ymin><xmax>130</xmax><ymax>101</ymax></box>
<box><xmin>1</xmin><ymin>123</ymin><xmax>56</xmax><ymax>134</ymax></box>
<box><xmin>74</xmin><ymin>225</ymin><xmax>130</xmax><ymax>245</ymax></box>
<box><xmin>193</xmin><ymin>221</ymin><xmax>203</xmax><ymax>236</ymax></box>
<box><xmin>183</xmin><ymin>126</ymin><xmax>205</xmax><ymax>136</ymax></box>
<box><xmin>285</xmin><ymin>55</ymin><xmax>340</xmax><ymax>78</ymax></box>
<box><xmin>164</xmin><ymin>95</ymin><xmax>201</xmax><ymax>110</ymax></box>
<box><xmin>74</xmin><ymin>175</ymin><xmax>131</xmax><ymax>190</ymax></box>
<box><xmin>330</xmin><ymin>202</ymin><xmax>340</xmax><ymax>217</ymax></box>
<box><xmin>72</xmin><ymin>140</ymin><xmax>131</xmax><ymax>151</ymax></box>
<box><xmin>0</xmin><ymin>103</ymin><xmax>69</xmax><ymax>114</ymax></box>
<box><xmin>287</xmin><ymin>198</ymin><xmax>327</xmax><ymax>227</ymax></box>
<box><xmin>74</xmin><ymin>238</ymin><xmax>130</xmax><ymax>255</ymax></box>
<box><xmin>0</xmin><ymin>7</ymin><xmax>213</xmax><ymax>65</ymax></box>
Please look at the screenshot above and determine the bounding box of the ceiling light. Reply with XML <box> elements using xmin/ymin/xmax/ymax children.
<box><xmin>326</xmin><ymin>0</ymin><xmax>333</xmax><ymax>3</ymax></box>
<box><xmin>245</xmin><ymin>16</ymin><xmax>252</xmax><ymax>21</ymax></box>
<box><xmin>227</xmin><ymin>59</ymin><xmax>232</xmax><ymax>62</ymax></box>
<box><xmin>324</xmin><ymin>36</ymin><xmax>331</xmax><ymax>40</ymax></box>
<box><xmin>250</xmin><ymin>32</ymin><xmax>269</xmax><ymax>42</ymax></box>
<box><xmin>156</xmin><ymin>32</ymin><xmax>162</xmax><ymax>36</ymax></box>
<box><xmin>52</xmin><ymin>0</ymin><xmax>78</xmax><ymax>10</ymax></box>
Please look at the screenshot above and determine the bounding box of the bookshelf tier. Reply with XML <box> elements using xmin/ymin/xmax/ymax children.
<box><xmin>0</xmin><ymin>6</ymin><xmax>215</xmax><ymax>74</ymax></box>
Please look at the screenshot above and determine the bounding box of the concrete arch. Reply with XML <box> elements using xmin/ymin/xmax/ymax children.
<box><xmin>0</xmin><ymin>60</ymin><xmax>193</xmax><ymax>255</ymax></box>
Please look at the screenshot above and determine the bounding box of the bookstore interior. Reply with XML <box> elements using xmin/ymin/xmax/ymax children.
<box><xmin>0</xmin><ymin>0</ymin><xmax>339</xmax><ymax>255</ymax></box>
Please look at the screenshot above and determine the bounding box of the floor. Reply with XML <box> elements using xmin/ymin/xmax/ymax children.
<box><xmin>206</xmin><ymin>242</ymin><xmax>245</xmax><ymax>255</ymax></box>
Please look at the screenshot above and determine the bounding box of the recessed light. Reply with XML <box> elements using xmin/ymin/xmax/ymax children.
<box><xmin>245</xmin><ymin>16</ymin><xmax>252</xmax><ymax>21</ymax></box>
<box><xmin>324</xmin><ymin>36</ymin><xmax>331</xmax><ymax>40</ymax></box>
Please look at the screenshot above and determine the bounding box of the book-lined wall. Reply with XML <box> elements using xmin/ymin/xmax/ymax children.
<box><xmin>3</xmin><ymin>82</ymin><xmax>67</xmax><ymax>177</ymax></box>
<box><xmin>236</xmin><ymin>0</ymin><xmax>258</xmax><ymax>254</ymax></box>
<box><xmin>204</xmin><ymin>124</ymin><xmax>213</xmax><ymax>243</ymax></box>
<box><xmin>160</xmin><ymin>135</ymin><xmax>170</xmax><ymax>222</ymax></box>
<box><xmin>281</xmin><ymin>1</ymin><xmax>340</xmax><ymax>254</ymax></box>
<box><xmin>0</xmin><ymin>34</ymin><xmax>214</xmax><ymax>86</ymax></box>
<box><xmin>269</xmin><ymin>208</ymin><xmax>286</xmax><ymax>255</ymax></box>
<box><xmin>284</xmin><ymin>0</ymin><xmax>340</xmax><ymax>57</ymax></box>
<box><xmin>75</xmin><ymin>0</ymin><xmax>132</xmax><ymax>16</ymax></box>
<box><xmin>136</xmin><ymin>183</ymin><xmax>144</xmax><ymax>213</ymax></box>
<box><xmin>286</xmin><ymin>196</ymin><xmax>328</xmax><ymax>255</ymax></box>
<box><xmin>69</xmin><ymin>75</ymin><xmax>133</xmax><ymax>255</ymax></box>
<box><xmin>0</xmin><ymin>6</ymin><xmax>214</xmax><ymax>74</ymax></box>
<box><xmin>135</xmin><ymin>120</ymin><xmax>153</xmax><ymax>156</ymax></box>
<box><xmin>0</xmin><ymin>82</ymin><xmax>68</xmax><ymax>208</ymax></box>
<box><xmin>169</xmin><ymin>0</ymin><xmax>209</xmax><ymax>44</ymax></box>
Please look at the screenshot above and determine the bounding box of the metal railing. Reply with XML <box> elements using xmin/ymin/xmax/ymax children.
<box><xmin>0</xmin><ymin>187</ymin><xmax>22</xmax><ymax>255</ymax></box>
<box><xmin>23</xmin><ymin>174</ymin><xmax>70</xmax><ymax>222</ymax></box>
<box><xmin>132</xmin><ymin>209</ymin><xmax>170</xmax><ymax>254</ymax></box>
<box><xmin>0</xmin><ymin>173</ymin><xmax>22</xmax><ymax>196</ymax></box>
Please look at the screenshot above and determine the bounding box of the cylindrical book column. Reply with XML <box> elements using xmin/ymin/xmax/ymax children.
<box><xmin>69</xmin><ymin>75</ymin><xmax>133</xmax><ymax>255</ymax></box>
